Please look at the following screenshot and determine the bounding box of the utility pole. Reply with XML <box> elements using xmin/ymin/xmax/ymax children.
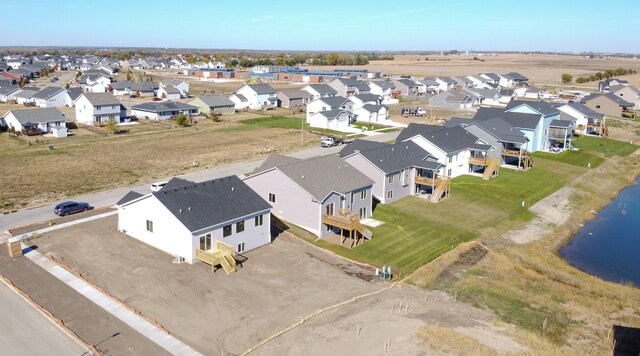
<box><xmin>301</xmin><ymin>115</ymin><xmax>304</xmax><ymax>147</ymax></box>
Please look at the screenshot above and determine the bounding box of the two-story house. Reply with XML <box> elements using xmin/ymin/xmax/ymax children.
<box><xmin>75</xmin><ymin>92</ymin><xmax>126</xmax><ymax>125</ymax></box>
<box><xmin>301</xmin><ymin>84</ymin><xmax>337</xmax><ymax>100</ymax></box>
<box><xmin>243</xmin><ymin>154</ymin><xmax>374</xmax><ymax>248</ymax></box>
<box><xmin>327</xmin><ymin>78</ymin><xmax>371</xmax><ymax>97</ymax></box>
<box><xmin>306</xmin><ymin>96</ymin><xmax>354</xmax><ymax>129</ymax></box>
<box><xmin>234</xmin><ymin>84</ymin><xmax>278</xmax><ymax>110</ymax></box>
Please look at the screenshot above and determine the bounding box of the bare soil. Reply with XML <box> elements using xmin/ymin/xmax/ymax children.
<box><xmin>33</xmin><ymin>215</ymin><xmax>524</xmax><ymax>355</ymax></box>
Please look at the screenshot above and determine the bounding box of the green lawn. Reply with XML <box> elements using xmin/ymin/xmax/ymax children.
<box><xmin>533</xmin><ymin>136</ymin><xmax>638</xmax><ymax>168</ymax></box>
<box><xmin>239</xmin><ymin>116</ymin><xmax>351</xmax><ymax>137</ymax></box>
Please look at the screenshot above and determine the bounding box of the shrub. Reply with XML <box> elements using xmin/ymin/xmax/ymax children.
<box><xmin>175</xmin><ymin>114</ymin><xmax>189</xmax><ymax>127</ymax></box>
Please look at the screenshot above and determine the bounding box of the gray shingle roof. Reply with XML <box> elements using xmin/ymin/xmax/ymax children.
<box><xmin>31</xmin><ymin>86</ymin><xmax>66</xmax><ymax>100</ymax></box>
<box><xmin>473</xmin><ymin>107</ymin><xmax>540</xmax><ymax>130</ymax></box>
<box><xmin>501</xmin><ymin>72</ymin><xmax>528</xmax><ymax>81</ymax></box>
<box><xmin>66</xmin><ymin>87</ymin><xmax>83</xmax><ymax>101</ymax></box>
<box><xmin>468</xmin><ymin>117</ymin><xmax>528</xmax><ymax>144</ymax></box>
<box><xmin>161</xmin><ymin>177</ymin><xmax>194</xmax><ymax>191</ymax></box>
<box><xmin>315</xmin><ymin>109</ymin><xmax>348</xmax><ymax>119</ymax></box>
<box><xmin>550</xmin><ymin>119</ymin><xmax>574</xmax><ymax>128</ymax></box>
<box><xmin>162</xmin><ymin>85</ymin><xmax>181</xmax><ymax>95</ymax></box>
<box><xmin>361</xmin><ymin>104</ymin><xmax>386</xmax><ymax>113</ymax></box>
<box><xmin>152</xmin><ymin>175</ymin><xmax>271</xmax><ymax>232</ymax></box>
<box><xmin>506</xmin><ymin>100</ymin><xmax>559</xmax><ymax>116</ymax></box>
<box><xmin>131</xmin><ymin>101</ymin><xmax>198</xmax><ymax>113</ymax></box>
<box><xmin>0</xmin><ymin>85</ymin><xmax>21</xmax><ymax>95</ymax></box>
<box><xmin>369</xmin><ymin>80</ymin><xmax>396</xmax><ymax>90</ymax></box>
<box><xmin>350</xmin><ymin>93</ymin><xmax>381</xmax><ymax>103</ymax></box>
<box><xmin>565</xmin><ymin>102</ymin><xmax>605</xmax><ymax>119</ymax></box>
<box><xmin>115</xmin><ymin>191</ymin><xmax>143</xmax><ymax>206</ymax></box>
<box><xmin>232</xmin><ymin>93</ymin><xmax>248</xmax><ymax>102</ymax></box>
<box><xmin>338</xmin><ymin>139</ymin><xmax>387</xmax><ymax>158</ymax></box>
<box><xmin>246</xmin><ymin>84</ymin><xmax>276</xmax><ymax>95</ymax></box>
<box><xmin>277</xmin><ymin>89</ymin><xmax>311</xmax><ymax>100</ymax></box>
<box><xmin>194</xmin><ymin>95</ymin><xmax>235</xmax><ymax>107</ymax></box>
<box><xmin>394</xmin><ymin>78</ymin><xmax>418</xmax><ymax>87</ymax></box>
<box><xmin>305</xmin><ymin>84</ymin><xmax>337</xmax><ymax>95</ymax></box>
<box><xmin>3</xmin><ymin>108</ymin><xmax>66</xmax><ymax>125</ymax></box>
<box><xmin>583</xmin><ymin>93</ymin><xmax>634</xmax><ymax>107</ymax></box>
<box><xmin>252</xmin><ymin>154</ymin><xmax>301</xmax><ymax>174</ymax></box>
<box><xmin>351</xmin><ymin>141</ymin><xmax>441</xmax><ymax>173</ymax></box>
<box><xmin>316</xmin><ymin>96</ymin><xmax>352</xmax><ymax>108</ymax></box>
<box><xmin>14</xmin><ymin>89</ymin><xmax>37</xmax><ymax>99</ymax></box>
<box><xmin>254</xmin><ymin>154</ymin><xmax>374</xmax><ymax>201</ymax></box>
<box><xmin>81</xmin><ymin>92</ymin><xmax>121</xmax><ymax>106</ymax></box>
<box><xmin>398</xmin><ymin>123</ymin><xmax>491</xmax><ymax>153</ymax></box>
<box><xmin>332</xmin><ymin>78</ymin><xmax>370</xmax><ymax>91</ymax></box>
<box><xmin>396</xmin><ymin>123</ymin><xmax>446</xmax><ymax>142</ymax></box>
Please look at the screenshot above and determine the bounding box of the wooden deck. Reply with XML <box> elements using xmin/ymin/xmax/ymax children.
<box><xmin>501</xmin><ymin>148</ymin><xmax>533</xmax><ymax>169</ymax></box>
<box><xmin>468</xmin><ymin>156</ymin><xmax>489</xmax><ymax>166</ymax></box>
<box><xmin>322</xmin><ymin>209</ymin><xmax>372</xmax><ymax>248</ymax></box>
<box><xmin>195</xmin><ymin>241</ymin><xmax>237</xmax><ymax>274</ymax></box>
<box><xmin>415</xmin><ymin>175</ymin><xmax>442</xmax><ymax>187</ymax></box>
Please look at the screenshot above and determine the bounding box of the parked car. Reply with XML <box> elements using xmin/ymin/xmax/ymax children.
<box><xmin>54</xmin><ymin>201</ymin><xmax>90</xmax><ymax>216</ymax></box>
<box><xmin>150</xmin><ymin>181</ymin><xmax>168</xmax><ymax>192</ymax></box>
<box><xmin>152</xmin><ymin>97</ymin><xmax>162</xmax><ymax>101</ymax></box>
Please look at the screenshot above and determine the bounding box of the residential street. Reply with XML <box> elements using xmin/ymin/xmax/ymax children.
<box><xmin>0</xmin><ymin>282</ymin><xmax>89</xmax><ymax>355</ymax></box>
<box><xmin>0</xmin><ymin>131</ymin><xmax>398</xmax><ymax>235</ymax></box>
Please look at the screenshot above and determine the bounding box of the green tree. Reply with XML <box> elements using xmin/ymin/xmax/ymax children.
<box><xmin>64</xmin><ymin>83</ymin><xmax>70</xmax><ymax>89</ymax></box>
<box><xmin>175</xmin><ymin>114</ymin><xmax>189</xmax><ymax>127</ymax></box>
<box><xmin>105</xmin><ymin>118</ymin><xmax>118</xmax><ymax>134</ymax></box>
<box><xmin>561</xmin><ymin>73</ymin><xmax>573</xmax><ymax>84</ymax></box>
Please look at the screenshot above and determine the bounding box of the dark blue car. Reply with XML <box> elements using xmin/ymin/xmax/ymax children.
<box><xmin>54</xmin><ymin>201</ymin><xmax>90</xmax><ymax>216</ymax></box>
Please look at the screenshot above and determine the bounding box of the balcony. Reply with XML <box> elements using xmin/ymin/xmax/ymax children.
<box><xmin>415</xmin><ymin>175</ymin><xmax>443</xmax><ymax>187</ymax></box>
<box><xmin>468</xmin><ymin>156</ymin><xmax>489</xmax><ymax>166</ymax></box>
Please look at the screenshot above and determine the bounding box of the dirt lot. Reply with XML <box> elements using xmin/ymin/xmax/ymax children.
<box><xmin>31</xmin><ymin>215</ymin><xmax>523</xmax><ymax>355</ymax></box>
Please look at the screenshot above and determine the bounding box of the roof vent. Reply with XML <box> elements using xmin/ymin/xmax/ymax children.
<box><xmin>179</xmin><ymin>209</ymin><xmax>183</xmax><ymax>213</ymax></box>
<box><xmin>301</xmin><ymin>175</ymin><xmax>305</xmax><ymax>179</ymax></box>
<box><xmin>231</xmin><ymin>187</ymin><xmax>235</xmax><ymax>191</ymax></box>
<box><xmin>188</xmin><ymin>207</ymin><xmax>191</xmax><ymax>211</ymax></box>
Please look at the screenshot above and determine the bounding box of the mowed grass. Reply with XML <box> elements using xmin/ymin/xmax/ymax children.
<box><xmin>533</xmin><ymin>135</ymin><xmax>638</xmax><ymax>168</ymax></box>
<box><xmin>290</xmin><ymin>138</ymin><xmax>637</xmax><ymax>276</ymax></box>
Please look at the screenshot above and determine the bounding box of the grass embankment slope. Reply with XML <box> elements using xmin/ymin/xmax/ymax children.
<box><xmin>289</xmin><ymin>135</ymin><xmax>639</xmax><ymax>352</ymax></box>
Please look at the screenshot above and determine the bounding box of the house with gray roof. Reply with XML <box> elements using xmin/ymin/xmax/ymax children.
<box><xmin>353</xmin><ymin>104</ymin><xmax>388</xmax><ymax>124</ymax></box>
<box><xmin>392</xmin><ymin>78</ymin><xmax>420</xmax><ymax>97</ymax></box>
<box><xmin>117</xmin><ymin>175</ymin><xmax>272</xmax><ymax>265</ymax></box>
<box><xmin>189</xmin><ymin>95</ymin><xmax>236</xmax><ymax>115</ymax></box>
<box><xmin>581</xmin><ymin>92</ymin><xmax>635</xmax><ymax>119</ymax></box>
<box><xmin>367</xmin><ymin>80</ymin><xmax>397</xmax><ymax>100</ymax></box>
<box><xmin>2</xmin><ymin>108</ymin><xmax>67</xmax><ymax>137</ymax></box>
<box><xmin>157</xmin><ymin>85</ymin><xmax>182</xmax><ymax>100</ymax></box>
<box><xmin>32</xmin><ymin>86</ymin><xmax>69</xmax><ymax>108</ymax></box>
<box><xmin>131</xmin><ymin>101</ymin><xmax>198</xmax><ymax>121</ymax></box>
<box><xmin>341</xmin><ymin>140</ymin><xmax>446</xmax><ymax>203</ymax></box>
<box><xmin>229</xmin><ymin>93</ymin><xmax>250</xmax><ymax>110</ymax></box>
<box><xmin>65</xmin><ymin>87</ymin><xmax>84</xmax><ymax>106</ymax></box>
<box><xmin>301</xmin><ymin>83</ymin><xmax>337</xmax><ymax>100</ymax></box>
<box><xmin>244</xmin><ymin>154</ymin><xmax>373</xmax><ymax>246</ymax></box>
<box><xmin>160</xmin><ymin>79</ymin><xmax>189</xmax><ymax>98</ymax></box>
<box><xmin>0</xmin><ymin>85</ymin><xmax>22</xmax><ymax>102</ymax></box>
<box><xmin>235</xmin><ymin>84</ymin><xmax>277</xmax><ymax>109</ymax></box>
<box><xmin>429</xmin><ymin>90</ymin><xmax>475</xmax><ymax>109</ymax></box>
<box><xmin>479</xmin><ymin>73</ymin><xmax>501</xmax><ymax>84</ymax></box>
<box><xmin>416</xmin><ymin>78</ymin><xmax>440</xmax><ymax>94</ymax></box>
<box><xmin>598</xmin><ymin>78</ymin><xmax>628</xmax><ymax>92</ymax></box>
<box><xmin>75</xmin><ymin>92</ymin><xmax>126</xmax><ymax>125</ymax></box>
<box><xmin>558</xmin><ymin>102</ymin><xmax>607</xmax><ymax>137</ymax></box>
<box><xmin>610</xmin><ymin>85</ymin><xmax>640</xmax><ymax>109</ymax></box>
<box><xmin>397</xmin><ymin>123</ymin><xmax>497</xmax><ymax>179</ymax></box>
<box><xmin>276</xmin><ymin>89</ymin><xmax>312</xmax><ymax>109</ymax></box>
<box><xmin>306</xmin><ymin>96</ymin><xmax>354</xmax><ymax>130</ymax></box>
<box><xmin>14</xmin><ymin>88</ymin><xmax>38</xmax><ymax>106</ymax></box>
<box><xmin>498</xmin><ymin>72</ymin><xmax>529</xmax><ymax>87</ymax></box>
<box><xmin>435</xmin><ymin>77</ymin><xmax>458</xmax><ymax>92</ymax></box>
<box><xmin>327</xmin><ymin>78</ymin><xmax>371</xmax><ymax>97</ymax></box>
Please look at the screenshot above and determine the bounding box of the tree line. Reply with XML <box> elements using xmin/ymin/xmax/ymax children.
<box><xmin>562</xmin><ymin>68</ymin><xmax>637</xmax><ymax>84</ymax></box>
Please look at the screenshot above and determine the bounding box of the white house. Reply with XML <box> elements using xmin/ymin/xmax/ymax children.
<box><xmin>157</xmin><ymin>85</ymin><xmax>182</xmax><ymax>100</ymax></box>
<box><xmin>14</xmin><ymin>89</ymin><xmax>38</xmax><ymax>106</ymax></box>
<box><xmin>229</xmin><ymin>93</ymin><xmax>250</xmax><ymax>110</ymax></box>
<box><xmin>306</xmin><ymin>96</ymin><xmax>354</xmax><ymax>116</ymax></box>
<box><xmin>79</xmin><ymin>74</ymin><xmax>111</xmax><ymax>93</ymax></box>
<box><xmin>368</xmin><ymin>81</ymin><xmax>397</xmax><ymax>101</ymax></box>
<box><xmin>75</xmin><ymin>92</ymin><xmax>126</xmax><ymax>125</ymax></box>
<box><xmin>234</xmin><ymin>84</ymin><xmax>278</xmax><ymax>109</ymax></box>
<box><xmin>130</xmin><ymin>101</ymin><xmax>199</xmax><ymax>121</ymax></box>
<box><xmin>116</xmin><ymin>176</ymin><xmax>272</xmax><ymax>265</ymax></box>
<box><xmin>558</xmin><ymin>102</ymin><xmax>607</xmax><ymax>136</ymax></box>
<box><xmin>0</xmin><ymin>85</ymin><xmax>22</xmax><ymax>102</ymax></box>
<box><xmin>160</xmin><ymin>80</ymin><xmax>189</xmax><ymax>98</ymax></box>
<box><xmin>353</xmin><ymin>104</ymin><xmax>388</xmax><ymax>124</ymax></box>
<box><xmin>307</xmin><ymin>109</ymin><xmax>351</xmax><ymax>130</ymax></box>
<box><xmin>3</xmin><ymin>108</ymin><xmax>67</xmax><ymax>137</ymax></box>
<box><xmin>32</xmin><ymin>87</ymin><xmax>69</xmax><ymax>108</ymax></box>
<box><xmin>301</xmin><ymin>84</ymin><xmax>337</xmax><ymax>100</ymax></box>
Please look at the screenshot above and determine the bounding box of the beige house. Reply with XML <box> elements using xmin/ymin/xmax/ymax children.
<box><xmin>582</xmin><ymin>93</ymin><xmax>635</xmax><ymax>118</ymax></box>
<box><xmin>610</xmin><ymin>85</ymin><xmax>640</xmax><ymax>109</ymax></box>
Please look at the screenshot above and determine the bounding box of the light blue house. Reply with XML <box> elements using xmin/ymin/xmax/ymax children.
<box><xmin>505</xmin><ymin>100</ymin><xmax>559</xmax><ymax>152</ymax></box>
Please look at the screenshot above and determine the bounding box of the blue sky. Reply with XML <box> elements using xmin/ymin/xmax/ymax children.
<box><xmin>1</xmin><ymin>0</ymin><xmax>638</xmax><ymax>53</ymax></box>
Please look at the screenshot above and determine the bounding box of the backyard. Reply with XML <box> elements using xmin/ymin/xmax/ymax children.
<box><xmin>288</xmin><ymin>137</ymin><xmax>637</xmax><ymax>277</ymax></box>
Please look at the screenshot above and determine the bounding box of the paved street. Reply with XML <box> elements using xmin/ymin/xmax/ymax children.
<box><xmin>0</xmin><ymin>281</ymin><xmax>89</xmax><ymax>355</ymax></box>
<box><xmin>0</xmin><ymin>132</ymin><xmax>398</xmax><ymax>234</ymax></box>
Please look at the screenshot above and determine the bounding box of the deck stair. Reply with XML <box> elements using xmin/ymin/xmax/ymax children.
<box><xmin>322</xmin><ymin>209</ymin><xmax>372</xmax><ymax>248</ymax></box>
<box><xmin>502</xmin><ymin>148</ymin><xmax>533</xmax><ymax>170</ymax></box>
<box><xmin>195</xmin><ymin>241</ymin><xmax>237</xmax><ymax>274</ymax></box>
<box><xmin>482</xmin><ymin>158</ymin><xmax>501</xmax><ymax>180</ymax></box>
<box><xmin>430</xmin><ymin>178</ymin><xmax>451</xmax><ymax>203</ymax></box>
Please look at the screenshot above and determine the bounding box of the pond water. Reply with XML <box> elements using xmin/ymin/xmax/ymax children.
<box><xmin>560</xmin><ymin>178</ymin><xmax>640</xmax><ymax>286</ymax></box>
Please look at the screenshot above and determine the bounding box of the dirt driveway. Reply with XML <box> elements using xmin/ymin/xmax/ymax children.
<box><xmin>32</xmin><ymin>215</ymin><xmax>523</xmax><ymax>355</ymax></box>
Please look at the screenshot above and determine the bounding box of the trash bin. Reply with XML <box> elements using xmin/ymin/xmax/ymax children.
<box><xmin>6</xmin><ymin>236</ymin><xmax>22</xmax><ymax>258</ymax></box>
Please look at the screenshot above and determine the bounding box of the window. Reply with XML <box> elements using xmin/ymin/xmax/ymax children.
<box><xmin>96</xmin><ymin>106</ymin><xmax>101</xmax><ymax>111</ymax></box>
<box><xmin>146</xmin><ymin>220</ymin><xmax>153</xmax><ymax>233</ymax></box>
<box><xmin>596</xmin><ymin>105</ymin><xmax>601</xmax><ymax>109</ymax></box>
<box><xmin>325</xmin><ymin>203</ymin><xmax>334</xmax><ymax>216</ymax></box>
<box><xmin>448</xmin><ymin>155</ymin><xmax>453</xmax><ymax>163</ymax></box>
<box><xmin>236</xmin><ymin>220</ymin><xmax>245</xmax><ymax>233</ymax></box>
<box><xmin>360</xmin><ymin>190</ymin><xmax>367</xmax><ymax>200</ymax></box>
<box><xmin>255</xmin><ymin>214</ymin><xmax>264</xmax><ymax>227</ymax></box>
<box><xmin>350</xmin><ymin>192</ymin><xmax>355</xmax><ymax>204</ymax></box>
<box><xmin>223</xmin><ymin>224</ymin><xmax>232</xmax><ymax>237</ymax></box>
<box><xmin>359</xmin><ymin>207</ymin><xmax>367</xmax><ymax>219</ymax></box>
<box><xmin>447</xmin><ymin>168</ymin><xmax>452</xmax><ymax>177</ymax></box>
<box><xmin>387</xmin><ymin>190</ymin><xmax>393</xmax><ymax>199</ymax></box>
<box><xmin>268</xmin><ymin>193</ymin><xmax>276</xmax><ymax>203</ymax></box>
<box><xmin>388</xmin><ymin>175</ymin><xmax>394</xmax><ymax>184</ymax></box>
<box><xmin>200</xmin><ymin>234</ymin><xmax>211</xmax><ymax>251</ymax></box>
<box><xmin>237</xmin><ymin>242</ymin><xmax>245</xmax><ymax>253</ymax></box>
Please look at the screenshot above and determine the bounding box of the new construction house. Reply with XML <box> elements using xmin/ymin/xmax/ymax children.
<box><xmin>243</xmin><ymin>154</ymin><xmax>374</xmax><ymax>248</ymax></box>
<box><xmin>340</xmin><ymin>140</ymin><xmax>447</xmax><ymax>203</ymax></box>
<box><xmin>116</xmin><ymin>176</ymin><xmax>271</xmax><ymax>273</ymax></box>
